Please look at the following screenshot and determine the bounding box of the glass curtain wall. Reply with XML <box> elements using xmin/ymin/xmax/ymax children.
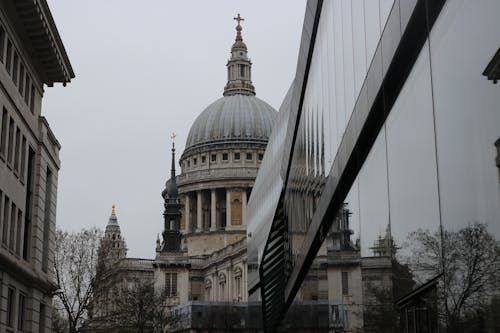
<box><xmin>281</xmin><ymin>0</ymin><xmax>500</xmax><ymax>332</ymax></box>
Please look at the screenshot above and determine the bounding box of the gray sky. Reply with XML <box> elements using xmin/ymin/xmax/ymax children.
<box><xmin>43</xmin><ymin>1</ymin><xmax>305</xmax><ymax>258</ymax></box>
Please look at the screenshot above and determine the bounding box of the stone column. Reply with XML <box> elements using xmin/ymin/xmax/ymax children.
<box><xmin>185</xmin><ymin>194</ymin><xmax>190</xmax><ymax>233</ymax></box>
<box><xmin>226</xmin><ymin>189</ymin><xmax>231</xmax><ymax>229</ymax></box>
<box><xmin>196</xmin><ymin>191</ymin><xmax>203</xmax><ymax>232</ymax></box>
<box><xmin>242</xmin><ymin>190</ymin><xmax>247</xmax><ymax>226</ymax></box>
<box><xmin>210</xmin><ymin>190</ymin><xmax>217</xmax><ymax>232</ymax></box>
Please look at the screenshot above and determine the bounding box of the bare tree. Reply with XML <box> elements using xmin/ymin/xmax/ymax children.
<box><xmin>113</xmin><ymin>280</ymin><xmax>169</xmax><ymax>333</ymax></box>
<box><xmin>53</xmin><ymin>227</ymin><xmax>102</xmax><ymax>333</ymax></box>
<box><xmin>407</xmin><ymin>222</ymin><xmax>500</xmax><ymax>331</ymax></box>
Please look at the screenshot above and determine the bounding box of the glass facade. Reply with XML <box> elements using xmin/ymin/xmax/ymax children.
<box><xmin>248</xmin><ymin>0</ymin><xmax>500</xmax><ymax>331</ymax></box>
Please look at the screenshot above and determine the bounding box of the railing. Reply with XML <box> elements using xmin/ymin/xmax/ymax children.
<box><xmin>177</xmin><ymin>167</ymin><xmax>258</xmax><ymax>186</ymax></box>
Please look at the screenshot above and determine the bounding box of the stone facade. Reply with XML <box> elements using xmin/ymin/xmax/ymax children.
<box><xmin>0</xmin><ymin>1</ymin><xmax>73</xmax><ymax>332</ymax></box>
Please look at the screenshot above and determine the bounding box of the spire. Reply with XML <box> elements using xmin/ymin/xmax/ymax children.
<box><xmin>170</xmin><ymin>133</ymin><xmax>176</xmax><ymax>180</ymax></box>
<box><xmin>107</xmin><ymin>203</ymin><xmax>118</xmax><ymax>226</ymax></box>
<box><xmin>223</xmin><ymin>13</ymin><xmax>256</xmax><ymax>97</ymax></box>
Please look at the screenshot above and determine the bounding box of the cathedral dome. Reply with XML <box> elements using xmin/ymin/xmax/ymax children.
<box><xmin>184</xmin><ymin>95</ymin><xmax>277</xmax><ymax>154</ymax></box>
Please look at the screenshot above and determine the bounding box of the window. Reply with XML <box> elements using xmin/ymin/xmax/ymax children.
<box><xmin>42</xmin><ymin>168</ymin><xmax>52</xmax><ymax>272</ymax></box>
<box><xmin>39</xmin><ymin>304</ymin><xmax>46</xmax><ymax>333</ymax></box>
<box><xmin>18</xmin><ymin>64</ymin><xmax>25</xmax><ymax>95</ymax></box>
<box><xmin>246</xmin><ymin>152</ymin><xmax>253</xmax><ymax>160</ymax></box>
<box><xmin>2</xmin><ymin>196</ymin><xmax>9</xmax><ymax>244</ymax></box>
<box><xmin>30</xmin><ymin>84</ymin><xmax>35</xmax><ymax>113</ymax></box>
<box><xmin>14</xmin><ymin>127</ymin><xmax>20</xmax><ymax>173</ymax></box>
<box><xmin>0</xmin><ymin>108</ymin><xmax>7</xmax><ymax>156</ymax></box>
<box><xmin>7</xmin><ymin>117</ymin><xmax>14</xmax><ymax>164</ymax></box>
<box><xmin>258</xmin><ymin>153</ymin><xmax>264</xmax><ymax>161</ymax></box>
<box><xmin>341</xmin><ymin>271</ymin><xmax>349</xmax><ymax>295</ymax></box>
<box><xmin>201</xmin><ymin>155</ymin><xmax>206</xmax><ymax>163</ymax></box>
<box><xmin>7</xmin><ymin>287</ymin><xmax>14</xmax><ymax>327</ymax></box>
<box><xmin>165</xmin><ymin>272</ymin><xmax>178</xmax><ymax>297</ymax></box>
<box><xmin>16</xmin><ymin>209</ymin><xmax>22</xmax><ymax>255</ymax></box>
<box><xmin>205</xmin><ymin>280</ymin><xmax>212</xmax><ymax>300</ymax></box>
<box><xmin>193</xmin><ymin>157</ymin><xmax>197</xmax><ymax>165</ymax></box>
<box><xmin>222</xmin><ymin>153</ymin><xmax>228</xmax><ymax>161</ymax></box>
<box><xmin>9</xmin><ymin>203</ymin><xmax>16</xmax><ymax>250</ymax></box>
<box><xmin>18</xmin><ymin>293</ymin><xmax>25</xmax><ymax>331</ymax></box>
<box><xmin>234</xmin><ymin>152</ymin><xmax>240</xmax><ymax>160</ymax></box>
<box><xmin>6</xmin><ymin>40</ymin><xmax>12</xmax><ymax>74</ymax></box>
<box><xmin>24</xmin><ymin>77</ymin><xmax>30</xmax><ymax>104</ymax></box>
<box><xmin>187</xmin><ymin>160</ymin><xmax>190</xmax><ymax>168</ymax></box>
<box><xmin>23</xmin><ymin>147</ymin><xmax>35</xmax><ymax>260</ymax></box>
<box><xmin>211</xmin><ymin>154</ymin><xmax>217</xmax><ymax>162</ymax></box>
<box><xmin>240</xmin><ymin>64</ymin><xmax>245</xmax><ymax>77</ymax></box>
<box><xmin>20</xmin><ymin>136</ymin><xmax>26</xmax><ymax>181</ymax></box>
<box><xmin>0</xmin><ymin>26</ymin><xmax>5</xmax><ymax>63</ymax></box>
<box><xmin>12</xmin><ymin>52</ymin><xmax>19</xmax><ymax>85</ymax></box>
<box><xmin>218</xmin><ymin>273</ymin><xmax>227</xmax><ymax>301</ymax></box>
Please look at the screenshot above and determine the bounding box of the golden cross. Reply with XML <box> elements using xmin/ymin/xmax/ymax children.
<box><xmin>170</xmin><ymin>132</ymin><xmax>177</xmax><ymax>142</ymax></box>
<box><xmin>234</xmin><ymin>13</ymin><xmax>244</xmax><ymax>26</ymax></box>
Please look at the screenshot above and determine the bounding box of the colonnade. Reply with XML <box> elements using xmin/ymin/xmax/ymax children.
<box><xmin>182</xmin><ymin>188</ymin><xmax>247</xmax><ymax>233</ymax></box>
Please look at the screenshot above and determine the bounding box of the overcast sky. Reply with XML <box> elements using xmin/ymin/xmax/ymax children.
<box><xmin>43</xmin><ymin>1</ymin><xmax>305</xmax><ymax>258</ymax></box>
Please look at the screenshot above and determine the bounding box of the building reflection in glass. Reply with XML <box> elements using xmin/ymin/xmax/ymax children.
<box><xmin>249</xmin><ymin>0</ymin><xmax>500</xmax><ymax>332</ymax></box>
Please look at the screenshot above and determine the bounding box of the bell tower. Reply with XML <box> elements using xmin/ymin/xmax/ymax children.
<box><xmin>160</xmin><ymin>133</ymin><xmax>182</xmax><ymax>252</ymax></box>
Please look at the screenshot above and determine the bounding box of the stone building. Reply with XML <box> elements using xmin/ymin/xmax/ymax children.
<box><xmin>0</xmin><ymin>1</ymin><xmax>73</xmax><ymax>332</ymax></box>
<box><xmin>86</xmin><ymin>15</ymin><xmax>276</xmax><ymax>332</ymax></box>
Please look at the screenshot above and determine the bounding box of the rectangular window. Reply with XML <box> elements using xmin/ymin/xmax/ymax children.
<box><xmin>30</xmin><ymin>84</ymin><xmax>35</xmax><ymax>113</ymax></box>
<box><xmin>14</xmin><ymin>126</ymin><xmax>20</xmax><ymax>173</ymax></box>
<box><xmin>9</xmin><ymin>203</ymin><xmax>16</xmax><ymax>250</ymax></box>
<box><xmin>7</xmin><ymin>287</ymin><xmax>14</xmax><ymax>327</ymax></box>
<box><xmin>18</xmin><ymin>293</ymin><xmax>25</xmax><ymax>330</ymax></box>
<box><xmin>222</xmin><ymin>153</ymin><xmax>228</xmax><ymax>161</ymax></box>
<box><xmin>7</xmin><ymin>117</ymin><xmax>14</xmax><ymax>164</ymax></box>
<box><xmin>18</xmin><ymin>64</ymin><xmax>25</xmax><ymax>95</ymax></box>
<box><xmin>0</xmin><ymin>26</ymin><xmax>5</xmax><ymax>63</ymax></box>
<box><xmin>24</xmin><ymin>77</ymin><xmax>30</xmax><ymax>104</ymax></box>
<box><xmin>39</xmin><ymin>304</ymin><xmax>46</xmax><ymax>333</ymax></box>
<box><xmin>0</xmin><ymin>190</ymin><xmax>3</xmax><ymax>242</ymax></box>
<box><xmin>201</xmin><ymin>155</ymin><xmax>206</xmax><ymax>163</ymax></box>
<box><xmin>16</xmin><ymin>209</ymin><xmax>22</xmax><ymax>255</ymax></box>
<box><xmin>240</xmin><ymin>64</ymin><xmax>245</xmax><ymax>77</ymax></box>
<box><xmin>2</xmin><ymin>196</ymin><xmax>9</xmax><ymax>244</ymax></box>
<box><xmin>258</xmin><ymin>153</ymin><xmax>264</xmax><ymax>161</ymax></box>
<box><xmin>0</xmin><ymin>108</ymin><xmax>7</xmax><ymax>156</ymax></box>
<box><xmin>211</xmin><ymin>154</ymin><xmax>217</xmax><ymax>162</ymax></box>
<box><xmin>234</xmin><ymin>152</ymin><xmax>241</xmax><ymax>160</ymax></box>
<box><xmin>341</xmin><ymin>271</ymin><xmax>349</xmax><ymax>295</ymax></box>
<box><xmin>23</xmin><ymin>147</ymin><xmax>35</xmax><ymax>260</ymax></box>
<box><xmin>42</xmin><ymin>168</ymin><xmax>52</xmax><ymax>272</ymax></box>
<box><xmin>20</xmin><ymin>136</ymin><xmax>26</xmax><ymax>181</ymax></box>
<box><xmin>6</xmin><ymin>40</ymin><xmax>12</xmax><ymax>74</ymax></box>
<box><xmin>12</xmin><ymin>52</ymin><xmax>19</xmax><ymax>85</ymax></box>
<box><xmin>246</xmin><ymin>152</ymin><xmax>253</xmax><ymax>160</ymax></box>
<box><xmin>193</xmin><ymin>157</ymin><xmax>197</xmax><ymax>166</ymax></box>
<box><xmin>165</xmin><ymin>272</ymin><xmax>178</xmax><ymax>297</ymax></box>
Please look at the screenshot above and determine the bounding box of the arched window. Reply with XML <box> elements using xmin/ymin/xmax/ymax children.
<box><xmin>218</xmin><ymin>273</ymin><xmax>227</xmax><ymax>301</ymax></box>
<box><xmin>234</xmin><ymin>267</ymin><xmax>243</xmax><ymax>301</ymax></box>
<box><xmin>205</xmin><ymin>279</ymin><xmax>212</xmax><ymax>301</ymax></box>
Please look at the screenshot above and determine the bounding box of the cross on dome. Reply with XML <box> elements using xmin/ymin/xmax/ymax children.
<box><xmin>234</xmin><ymin>13</ymin><xmax>244</xmax><ymax>41</ymax></box>
<box><xmin>234</xmin><ymin>13</ymin><xmax>244</xmax><ymax>26</ymax></box>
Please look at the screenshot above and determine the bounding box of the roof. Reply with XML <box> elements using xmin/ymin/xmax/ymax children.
<box><xmin>11</xmin><ymin>0</ymin><xmax>74</xmax><ymax>85</ymax></box>
<box><xmin>183</xmin><ymin>95</ymin><xmax>277</xmax><ymax>156</ymax></box>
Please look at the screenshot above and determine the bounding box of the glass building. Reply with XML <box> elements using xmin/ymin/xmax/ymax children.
<box><xmin>247</xmin><ymin>0</ymin><xmax>500</xmax><ymax>332</ymax></box>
